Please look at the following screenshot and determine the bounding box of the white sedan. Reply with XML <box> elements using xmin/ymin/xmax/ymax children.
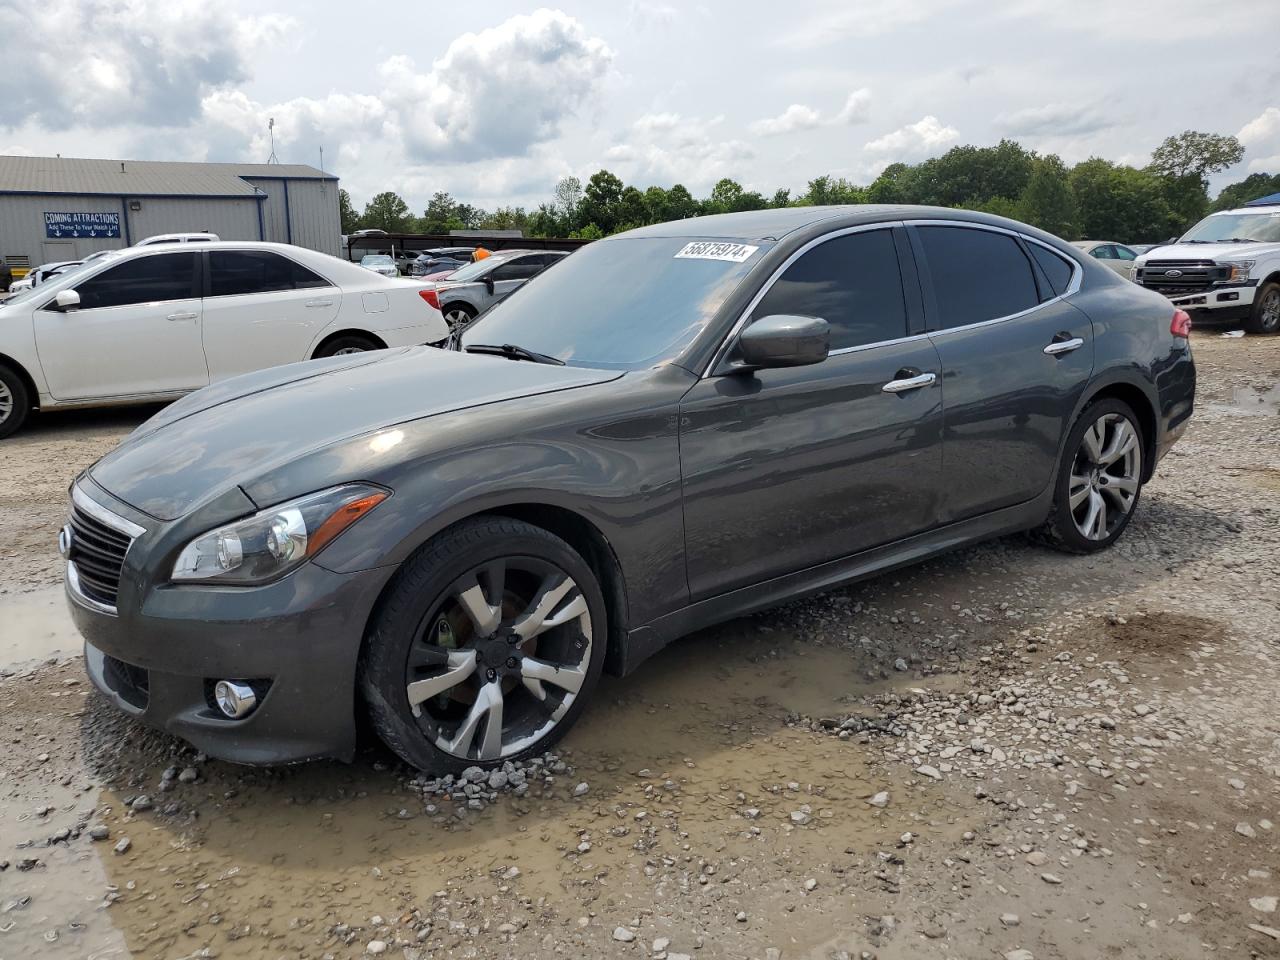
<box><xmin>0</xmin><ymin>241</ymin><xmax>448</xmax><ymax>438</ymax></box>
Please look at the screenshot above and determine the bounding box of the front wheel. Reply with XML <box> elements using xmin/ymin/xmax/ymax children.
<box><xmin>1245</xmin><ymin>281</ymin><xmax>1280</xmax><ymax>335</ymax></box>
<box><xmin>441</xmin><ymin>303</ymin><xmax>476</xmax><ymax>330</ymax></box>
<box><xmin>0</xmin><ymin>365</ymin><xmax>31</xmax><ymax>440</ymax></box>
<box><xmin>1035</xmin><ymin>399</ymin><xmax>1144</xmax><ymax>553</ymax></box>
<box><xmin>360</xmin><ymin>516</ymin><xmax>606</xmax><ymax>773</ymax></box>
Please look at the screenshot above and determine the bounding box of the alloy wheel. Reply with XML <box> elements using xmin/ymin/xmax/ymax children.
<box><xmin>1261</xmin><ymin>290</ymin><xmax>1280</xmax><ymax>332</ymax></box>
<box><xmin>0</xmin><ymin>380</ymin><xmax>11</xmax><ymax>425</ymax></box>
<box><xmin>404</xmin><ymin>557</ymin><xmax>592</xmax><ymax>762</ymax></box>
<box><xmin>1068</xmin><ymin>412</ymin><xmax>1140</xmax><ymax>541</ymax></box>
<box><xmin>444</xmin><ymin>308</ymin><xmax>472</xmax><ymax>329</ymax></box>
<box><xmin>332</xmin><ymin>346</ymin><xmax>368</xmax><ymax>355</ymax></box>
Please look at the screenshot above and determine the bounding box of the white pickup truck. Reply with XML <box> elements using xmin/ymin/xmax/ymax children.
<box><xmin>1132</xmin><ymin>200</ymin><xmax>1280</xmax><ymax>334</ymax></box>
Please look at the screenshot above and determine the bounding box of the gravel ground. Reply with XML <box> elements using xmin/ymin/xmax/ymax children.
<box><xmin>1</xmin><ymin>331</ymin><xmax>1278</xmax><ymax>960</ymax></box>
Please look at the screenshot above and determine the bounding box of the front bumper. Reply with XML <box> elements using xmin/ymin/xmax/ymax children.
<box><xmin>1162</xmin><ymin>284</ymin><xmax>1255</xmax><ymax>322</ymax></box>
<box><xmin>66</xmin><ymin>492</ymin><xmax>398</xmax><ymax>764</ymax></box>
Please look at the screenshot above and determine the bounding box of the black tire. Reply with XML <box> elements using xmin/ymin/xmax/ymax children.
<box><xmin>1033</xmin><ymin>398</ymin><xmax>1145</xmax><ymax>554</ymax></box>
<box><xmin>441</xmin><ymin>302</ymin><xmax>476</xmax><ymax>330</ymax></box>
<box><xmin>314</xmin><ymin>334</ymin><xmax>383</xmax><ymax>358</ymax></box>
<box><xmin>1244</xmin><ymin>281</ymin><xmax>1280</xmax><ymax>335</ymax></box>
<box><xmin>0</xmin><ymin>364</ymin><xmax>32</xmax><ymax>440</ymax></box>
<box><xmin>360</xmin><ymin>516</ymin><xmax>607</xmax><ymax>773</ymax></box>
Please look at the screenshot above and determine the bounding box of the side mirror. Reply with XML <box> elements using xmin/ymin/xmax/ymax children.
<box><xmin>734</xmin><ymin>314</ymin><xmax>829</xmax><ymax>371</ymax></box>
<box><xmin>483</xmin><ymin>277</ymin><xmax>495</xmax><ymax>293</ymax></box>
<box><xmin>51</xmin><ymin>289</ymin><xmax>81</xmax><ymax>312</ymax></box>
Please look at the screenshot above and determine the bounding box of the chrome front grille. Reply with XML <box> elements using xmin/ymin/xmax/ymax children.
<box><xmin>65</xmin><ymin>485</ymin><xmax>145</xmax><ymax>614</ymax></box>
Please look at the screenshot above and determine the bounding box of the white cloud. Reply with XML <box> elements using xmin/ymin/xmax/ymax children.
<box><xmin>864</xmin><ymin>115</ymin><xmax>959</xmax><ymax>159</ymax></box>
<box><xmin>782</xmin><ymin>0</ymin><xmax>958</xmax><ymax>46</ymax></box>
<box><xmin>748</xmin><ymin>89</ymin><xmax>870</xmax><ymax>137</ymax></box>
<box><xmin>605</xmin><ymin>113</ymin><xmax>755</xmax><ymax>190</ymax></box>
<box><xmin>995</xmin><ymin>102</ymin><xmax>1114</xmax><ymax>137</ymax></box>
<box><xmin>750</xmin><ymin>104</ymin><xmax>822</xmax><ymax>137</ymax></box>
<box><xmin>1239</xmin><ymin>106</ymin><xmax>1280</xmax><ymax>171</ymax></box>
<box><xmin>378</xmin><ymin>9</ymin><xmax>612</xmax><ymax>163</ymax></box>
<box><xmin>0</xmin><ymin>0</ymin><xmax>292</xmax><ymax>130</ymax></box>
<box><xmin>835</xmin><ymin>88</ymin><xmax>873</xmax><ymax>125</ymax></box>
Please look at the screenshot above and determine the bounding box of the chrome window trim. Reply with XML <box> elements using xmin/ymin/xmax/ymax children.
<box><xmin>703</xmin><ymin>218</ymin><xmax>1085</xmax><ymax>377</ymax></box>
<box><xmin>72</xmin><ymin>483</ymin><xmax>147</xmax><ymax>539</ymax></box>
<box><xmin>702</xmin><ymin>221</ymin><xmax>906</xmax><ymax>378</ymax></box>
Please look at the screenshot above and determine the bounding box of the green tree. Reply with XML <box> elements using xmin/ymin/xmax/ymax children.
<box><xmin>866</xmin><ymin>163</ymin><xmax>915</xmax><ymax>204</ymax></box>
<box><xmin>338</xmin><ymin>189</ymin><xmax>360</xmax><ymax>234</ymax></box>
<box><xmin>570</xmin><ymin>223</ymin><xmax>605</xmax><ymax>240</ymax></box>
<box><xmin>617</xmin><ymin>186</ymin><xmax>647</xmax><ymax>230</ymax></box>
<box><xmin>641</xmin><ymin>185</ymin><xmax>671</xmax><ymax>224</ymax></box>
<box><xmin>1211</xmin><ymin>172</ymin><xmax>1280</xmax><ymax>212</ymax></box>
<box><xmin>909</xmin><ymin>140</ymin><xmax>1034</xmax><ymax>208</ymax></box>
<box><xmin>1149</xmin><ymin>130</ymin><xmax>1245</xmax><ymax>182</ymax></box>
<box><xmin>798</xmin><ymin>175</ymin><xmax>866</xmax><ymax>206</ymax></box>
<box><xmin>580</xmin><ymin>170</ymin><xmax>625</xmax><ymax>233</ymax></box>
<box><xmin>770</xmin><ymin>187</ymin><xmax>792</xmax><ymax>208</ymax></box>
<box><xmin>553</xmin><ymin>176</ymin><xmax>584</xmax><ymax>230</ymax></box>
<box><xmin>477</xmin><ymin>206</ymin><xmax>530</xmax><ymax>231</ymax></box>
<box><xmin>704</xmin><ymin>178</ymin><xmax>768</xmax><ymax>214</ymax></box>
<box><xmin>1070</xmin><ymin>158</ymin><xmax>1179</xmax><ymax>242</ymax></box>
<box><xmin>665</xmin><ymin>184</ymin><xmax>699</xmax><ymax>221</ymax></box>
<box><xmin>1016</xmin><ymin>155</ymin><xmax>1078</xmax><ymax>238</ymax></box>
<box><xmin>419</xmin><ymin>191</ymin><xmax>466</xmax><ymax>234</ymax></box>
<box><xmin>361</xmin><ymin>191</ymin><xmax>413</xmax><ymax>232</ymax></box>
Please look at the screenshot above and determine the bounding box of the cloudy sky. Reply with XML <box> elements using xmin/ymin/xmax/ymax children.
<box><xmin>2</xmin><ymin>0</ymin><xmax>1279</xmax><ymax>213</ymax></box>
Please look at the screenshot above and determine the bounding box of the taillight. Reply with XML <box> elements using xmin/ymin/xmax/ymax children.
<box><xmin>1170</xmin><ymin>308</ymin><xmax>1191</xmax><ymax>338</ymax></box>
<box><xmin>419</xmin><ymin>289</ymin><xmax>441</xmax><ymax>311</ymax></box>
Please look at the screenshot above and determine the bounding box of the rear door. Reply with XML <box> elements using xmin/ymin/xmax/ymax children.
<box><xmin>201</xmin><ymin>249</ymin><xmax>339</xmax><ymax>380</ymax></box>
<box><xmin>679</xmin><ymin>225</ymin><xmax>945</xmax><ymax>598</ymax></box>
<box><xmin>911</xmin><ymin>223</ymin><xmax>1094</xmax><ymax>522</ymax></box>
<box><xmin>34</xmin><ymin>251</ymin><xmax>207</xmax><ymax>400</ymax></box>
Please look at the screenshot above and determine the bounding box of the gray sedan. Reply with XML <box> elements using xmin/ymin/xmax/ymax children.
<box><xmin>63</xmin><ymin>206</ymin><xmax>1194</xmax><ymax>772</ymax></box>
<box><xmin>1071</xmin><ymin>240</ymin><xmax>1139</xmax><ymax>277</ymax></box>
<box><xmin>431</xmin><ymin>250</ymin><xmax>567</xmax><ymax>328</ymax></box>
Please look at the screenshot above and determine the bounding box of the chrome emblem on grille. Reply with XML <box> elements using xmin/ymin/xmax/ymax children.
<box><xmin>1163</xmin><ymin>269</ymin><xmax>1183</xmax><ymax>278</ymax></box>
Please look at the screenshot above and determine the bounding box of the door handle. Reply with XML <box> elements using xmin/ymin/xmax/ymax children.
<box><xmin>166</xmin><ymin>311</ymin><xmax>198</xmax><ymax>321</ymax></box>
<box><xmin>1043</xmin><ymin>336</ymin><xmax>1084</xmax><ymax>356</ymax></box>
<box><xmin>882</xmin><ymin>372</ymin><xmax>937</xmax><ymax>394</ymax></box>
<box><xmin>305</xmin><ymin>299</ymin><xmax>335</xmax><ymax>308</ymax></box>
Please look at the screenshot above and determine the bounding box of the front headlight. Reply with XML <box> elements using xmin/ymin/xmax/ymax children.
<box><xmin>1220</xmin><ymin>260</ymin><xmax>1255</xmax><ymax>282</ymax></box>
<box><xmin>171</xmin><ymin>484</ymin><xmax>388</xmax><ymax>584</ymax></box>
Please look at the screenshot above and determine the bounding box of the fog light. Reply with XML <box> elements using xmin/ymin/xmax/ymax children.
<box><xmin>213</xmin><ymin>680</ymin><xmax>257</xmax><ymax>719</ymax></box>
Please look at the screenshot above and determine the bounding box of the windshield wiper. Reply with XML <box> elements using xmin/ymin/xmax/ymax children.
<box><xmin>464</xmin><ymin>342</ymin><xmax>565</xmax><ymax>366</ymax></box>
<box><xmin>1214</xmin><ymin>237</ymin><xmax>1257</xmax><ymax>243</ymax></box>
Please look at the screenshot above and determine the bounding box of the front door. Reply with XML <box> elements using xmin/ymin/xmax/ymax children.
<box><xmin>33</xmin><ymin>251</ymin><xmax>208</xmax><ymax>400</ymax></box>
<box><xmin>911</xmin><ymin>224</ymin><xmax>1094</xmax><ymax>522</ymax></box>
<box><xmin>679</xmin><ymin>227</ymin><xmax>945</xmax><ymax>600</ymax></box>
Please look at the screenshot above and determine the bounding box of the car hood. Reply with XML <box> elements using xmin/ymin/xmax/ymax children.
<box><xmin>89</xmin><ymin>347</ymin><xmax>623</xmax><ymax>520</ymax></box>
<box><xmin>1137</xmin><ymin>241</ymin><xmax>1280</xmax><ymax>263</ymax></box>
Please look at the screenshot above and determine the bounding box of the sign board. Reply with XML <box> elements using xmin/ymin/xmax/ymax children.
<box><xmin>44</xmin><ymin>211</ymin><xmax>121</xmax><ymax>239</ymax></box>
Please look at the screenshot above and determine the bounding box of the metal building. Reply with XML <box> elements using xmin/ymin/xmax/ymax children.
<box><xmin>0</xmin><ymin>156</ymin><xmax>341</xmax><ymax>273</ymax></box>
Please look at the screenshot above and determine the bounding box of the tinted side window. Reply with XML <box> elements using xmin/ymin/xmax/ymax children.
<box><xmin>490</xmin><ymin>259</ymin><xmax>540</xmax><ymax>281</ymax></box>
<box><xmin>1114</xmin><ymin>245</ymin><xmax>1136</xmax><ymax>261</ymax></box>
<box><xmin>74</xmin><ymin>253</ymin><xmax>197</xmax><ymax>309</ymax></box>
<box><xmin>917</xmin><ymin>227</ymin><xmax>1039</xmax><ymax>329</ymax></box>
<box><xmin>208</xmin><ymin>251</ymin><xmax>329</xmax><ymax>297</ymax></box>
<box><xmin>1028</xmin><ymin>243</ymin><xmax>1075</xmax><ymax>297</ymax></box>
<box><xmin>751</xmin><ymin>229</ymin><xmax>907</xmax><ymax>350</ymax></box>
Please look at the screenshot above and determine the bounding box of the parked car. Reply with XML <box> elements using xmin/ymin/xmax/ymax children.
<box><xmin>6</xmin><ymin>259</ymin><xmax>82</xmax><ymax>293</ymax></box>
<box><xmin>0</xmin><ymin>257</ymin><xmax>11</xmax><ymax>293</ymax></box>
<box><xmin>430</xmin><ymin>249</ymin><xmax>568</xmax><ymax>327</ymax></box>
<box><xmin>61</xmin><ymin>206</ymin><xmax>1194</xmax><ymax>771</ymax></box>
<box><xmin>360</xmin><ymin>254</ymin><xmax>399</xmax><ymax>277</ymax></box>
<box><xmin>0</xmin><ymin>241</ymin><xmax>447</xmax><ymax>438</ymax></box>
<box><xmin>1070</xmin><ymin>240</ymin><xmax>1139</xmax><ymax>276</ymax></box>
<box><xmin>409</xmin><ymin>247</ymin><xmax>475</xmax><ymax>277</ymax></box>
<box><xmin>135</xmin><ymin>232</ymin><xmax>220</xmax><ymax>246</ymax></box>
<box><xmin>420</xmin><ymin>268</ymin><xmax>458</xmax><ymax>283</ymax></box>
<box><xmin>1132</xmin><ymin>202</ymin><xmax>1280</xmax><ymax>334</ymax></box>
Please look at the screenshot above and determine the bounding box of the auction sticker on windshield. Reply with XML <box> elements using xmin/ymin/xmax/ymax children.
<box><xmin>674</xmin><ymin>241</ymin><xmax>759</xmax><ymax>262</ymax></box>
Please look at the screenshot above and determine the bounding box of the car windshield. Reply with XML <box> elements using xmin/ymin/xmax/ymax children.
<box><xmin>1</xmin><ymin>253</ymin><xmax>122</xmax><ymax>308</ymax></box>
<box><xmin>1181</xmin><ymin>211</ymin><xmax>1280</xmax><ymax>243</ymax></box>
<box><xmin>361</xmin><ymin>255</ymin><xmax>393</xmax><ymax>265</ymax></box>
<box><xmin>460</xmin><ymin>236</ymin><xmax>770</xmax><ymax>370</ymax></box>
<box><xmin>446</xmin><ymin>256</ymin><xmax>506</xmax><ymax>282</ymax></box>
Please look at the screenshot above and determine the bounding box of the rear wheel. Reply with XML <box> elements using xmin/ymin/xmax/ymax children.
<box><xmin>314</xmin><ymin>334</ymin><xmax>383</xmax><ymax>357</ymax></box>
<box><xmin>1035</xmin><ymin>399</ymin><xmax>1144</xmax><ymax>553</ymax></box>
<box><xmin>0</xmin><ymin>365</ymin><xmax>31</xmax><ymax>440</ymax></box>
<box><xmin>361</xmin><ymin>516</ymin><xmax>606</xmax><ymax>773</ymax></box>
<box><xmin>442</xmin><ymin>303</ymin><xmax>476</xmax><ymax>330</ymax></box>
<box><xmin>1245</xmin><ymin>281</ymin><xmax>1280</xmax><ymax>335</ymax></box>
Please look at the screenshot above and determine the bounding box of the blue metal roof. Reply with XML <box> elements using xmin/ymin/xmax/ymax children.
<box><xmin>1243</xmin><ymin>192</ymin><xmax>1280</xmax><ymax>207</ymax></box>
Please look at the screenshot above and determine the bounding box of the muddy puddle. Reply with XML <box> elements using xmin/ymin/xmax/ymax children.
<box><xmin>0</xmin><ymin>586</ymin><xmax>81</xmax><ymax>670</ymax></box>
<box><xmin>0</xmin><ymin>626</ymin><xmax>972</xmax><ymax>959</ymax></box>
<box><xmin>1205</xmin><ymin>382</ymin><xmax>1280</xmax><ymax>416</ymax></box>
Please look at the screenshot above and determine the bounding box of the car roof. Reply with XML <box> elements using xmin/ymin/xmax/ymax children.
<box><xmin>613</xmin><ymin>204</ymin><xmax>1062</xmax><ymax>242</ymax></box>
<box><xmin>1221</xmin><ymin>204</ymin><xmax>1280</xmax><ymax>215</ymax></box>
